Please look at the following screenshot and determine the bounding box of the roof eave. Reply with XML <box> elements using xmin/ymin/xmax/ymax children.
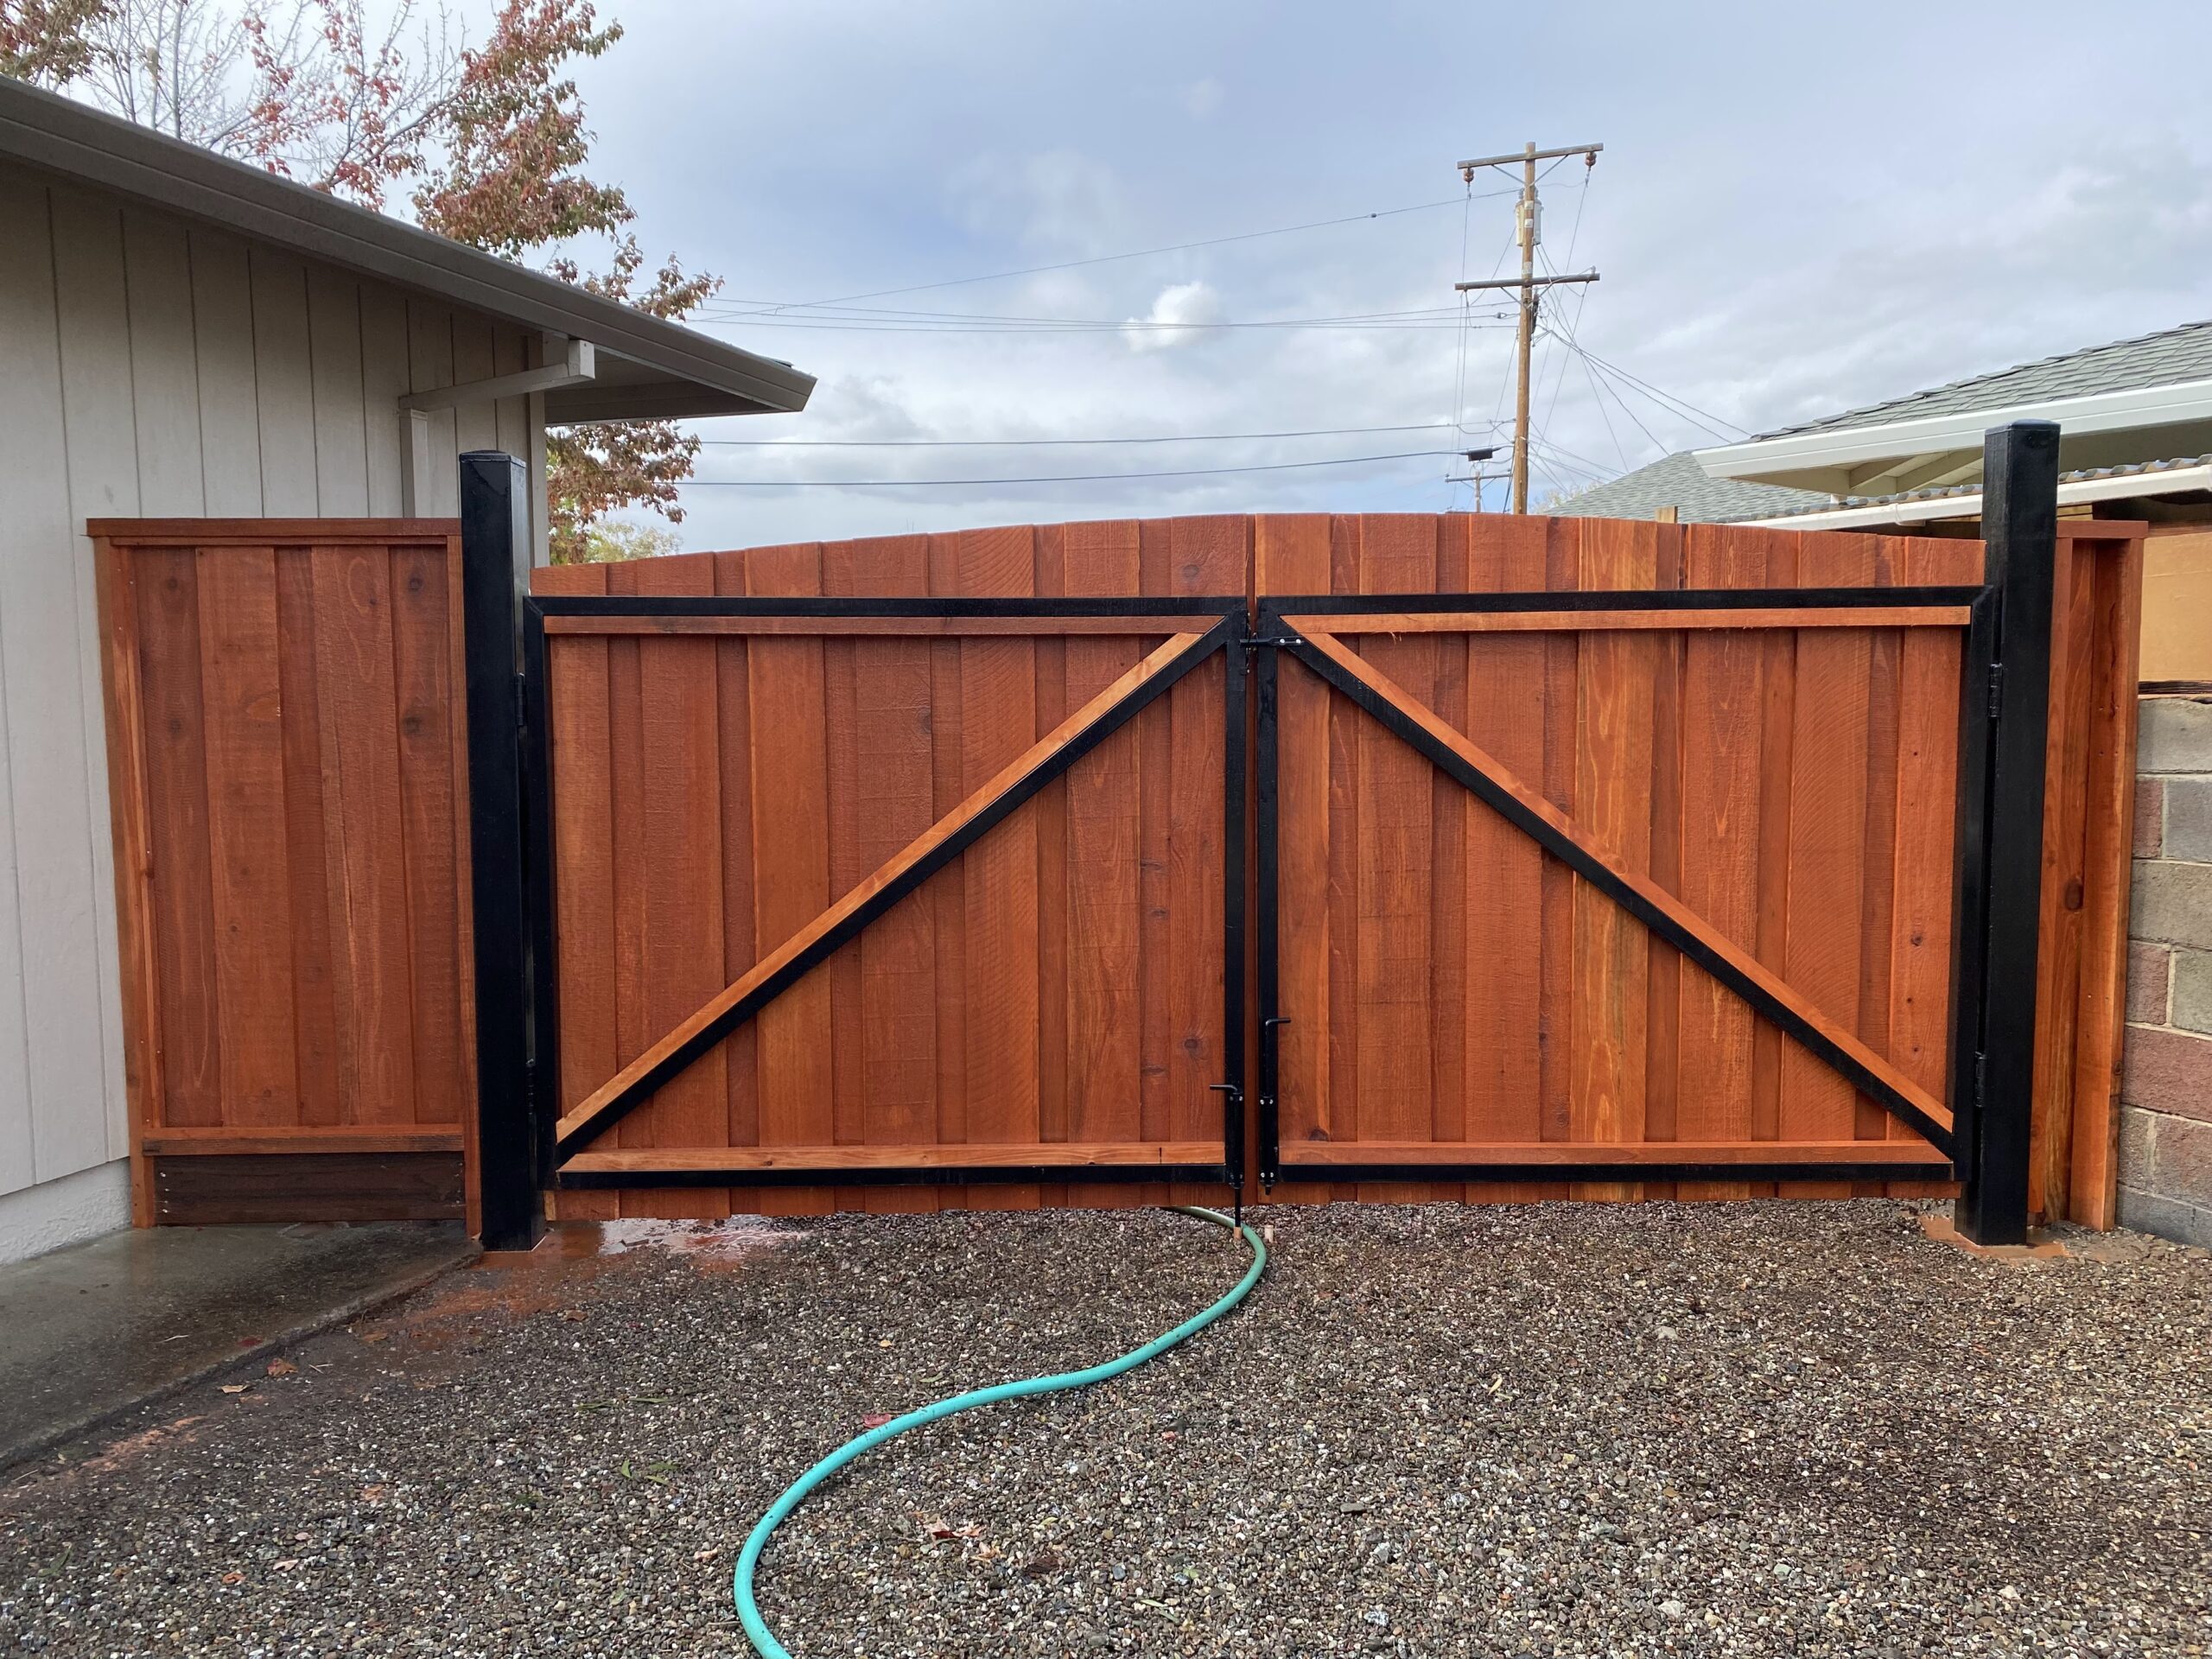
<box><xmin>1733</xmin><ymin>461</ymin><xmax>2212</xmax><ymax>531</ymax></box>
<box><xmin>1694</xmin><ymin>377</ymin><xmax>2212</xmax><ymax>486</ymax></box>
<box><xmin>0</xmin><ymin>76</ymin><xmax>813</xmax><ymax>420</ymax></box>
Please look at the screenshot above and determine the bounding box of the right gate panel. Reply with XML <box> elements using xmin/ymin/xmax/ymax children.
<box><xmin>1255</xmin><ymin>513</ymin><xmax>1982</xmax><ymax>1202</ymax></box>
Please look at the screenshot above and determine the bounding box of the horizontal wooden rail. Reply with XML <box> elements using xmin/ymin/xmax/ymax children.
<box><xmin>141</xmin><ymin>1126</ymin><xmax>465</xmax><ymax>1156</ymax></box>
<box><xmin>1281</xmin><ymin>605</ymin><xmax>1971</xmax><ymax>636</ymax></box>
<box><xmin>1293</xmin><ymin>630</ymin><xmax>1955</xmax><ymax>1148</ymax></box>
<box><xmin>543</xmin><ymin>613</ymin><xmax>1220</xmax><ymax>638</ymax></box>
<box><xmin>1281</xmin><ymin>1139</ymin><xmax>1942</xmax><ymax>1168</ymax></box>
<box><xmin>563</xmin><ymin>1141</ymin><xmax>1224</xmax><ymax>1174</ymax></box>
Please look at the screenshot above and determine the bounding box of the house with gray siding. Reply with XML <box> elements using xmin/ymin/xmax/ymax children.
<box><xmin>0</xmin><ymin>75</ymin><xmax>812</xmax><ymax>1260</ymax></box>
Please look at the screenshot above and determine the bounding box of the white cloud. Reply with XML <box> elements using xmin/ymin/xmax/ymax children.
<box><xmin>1181</xmin><ymin>76</ymin><xmax>1224</xmax><ymax>118</ymax></box>
<box><xmin>1122</xmin><ymin>279</ymin><xmax>1225</xmax><ymax>352</ymax></box>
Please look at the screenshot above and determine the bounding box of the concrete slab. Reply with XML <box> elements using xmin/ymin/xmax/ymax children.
<box><xmin>0</xmin><ymin>1221</ymin><xmax>475</xmax><ymax>1469</ymax></box>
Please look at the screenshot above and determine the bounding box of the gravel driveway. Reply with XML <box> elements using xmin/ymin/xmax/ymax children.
<box><xmin>4</xmin><ymin>1200</ymin><xmax>2207</xmax><ymax>1656</ymax></box>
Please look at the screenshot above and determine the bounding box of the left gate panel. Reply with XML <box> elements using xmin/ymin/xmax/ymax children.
<box><xmin>94</xmin><ymin>520</ymin><xmax>475</xmax><ymax>1227</ymax></box>
<box><xmin>531</xmin><ymin>529</ymin><xmax>1243</xmax><ymax>1220</ymax></box>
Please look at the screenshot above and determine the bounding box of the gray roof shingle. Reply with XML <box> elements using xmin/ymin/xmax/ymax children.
<box><xmin>1759</xmin><ymin>317</ymin><xmax>2212</xmax><ymax>439</ymax></box>
<box><xmin>1550</xmin><ymin>449</ymin><xmax>1824</xmax><ymax>523</ymax></box>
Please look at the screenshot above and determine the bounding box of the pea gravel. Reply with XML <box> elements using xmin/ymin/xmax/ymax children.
<box><xmin>3</xmin><ymin>1200</ymin><xmax>2207</xmax><ymax>1657</ymax></box>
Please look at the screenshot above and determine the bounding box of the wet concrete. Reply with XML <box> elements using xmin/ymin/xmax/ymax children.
<box><xmin>0</xmin><ymin>1221</ymin><xmax>475</xmax><ymax>1469</ymax></box>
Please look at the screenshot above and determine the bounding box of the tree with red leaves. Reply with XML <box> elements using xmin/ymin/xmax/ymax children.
<box><xmin>10</xmin><ymin>0</ymin><xmax>714</xmax><ymax>560</ymax></box>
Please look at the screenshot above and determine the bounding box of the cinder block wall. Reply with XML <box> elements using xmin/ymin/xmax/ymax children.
<box><xmin>2120</xmin><ymin>695</ymin><xmax>2212</xmax><ymax>1245</ymax></box>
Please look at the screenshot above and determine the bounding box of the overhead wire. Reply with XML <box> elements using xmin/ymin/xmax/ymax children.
<box><xmin>677</xmin><ymin>449</ymin><xmax>1465</xmax><ymax>489</ymax></box>
<box><xmin>693</xmin><ymin>421</ymin><xmax>1459</xmax><ymax>449</ymax></box>
<box><xmin>719</xmin><ymin>191</ymin><xmax>1518</xmax><ymax>314</ymax></box>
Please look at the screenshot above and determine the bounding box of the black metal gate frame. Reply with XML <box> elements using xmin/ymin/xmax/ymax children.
<box><xmin>461</xmin><ymin>423</ymin><xmax>2060</xmax><ymax>1249</ymax></box>
<box><xmin>512</xmin><ymin>593</ymin><xmax>1251</xmax><ymax>1198</ymax></box>
<box><xmin>1243</xmin><ymin>423</ymin><xmax>2061</xmax><ymax>1236</ymax></box>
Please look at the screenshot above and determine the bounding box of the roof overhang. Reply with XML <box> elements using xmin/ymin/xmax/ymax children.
<box><xmin>1694</xmin><ymin>378</ymin><xmax>2212</xmax><ymax>496</ymax></box>
<box><xmin>0</xmin><ymin>75</ymin><xmax>812</xmax><ymax>425</ymax></box>
<box><xmin>1735</xmin><ymin>461</ymin><xmax>2212</xmax><ymax>531</ymax></box>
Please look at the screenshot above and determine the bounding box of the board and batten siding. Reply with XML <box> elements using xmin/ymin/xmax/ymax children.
<box><xmin>0</xmin><ymin>165</ymin><xmax>547</xmax><ymax>1255</ymax></box>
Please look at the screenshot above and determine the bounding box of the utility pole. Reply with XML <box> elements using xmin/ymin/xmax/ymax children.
<box><xmin>1456</xmin><ymin>142</ymin><xmax>1601</xmax><ymax>512</ymax></box>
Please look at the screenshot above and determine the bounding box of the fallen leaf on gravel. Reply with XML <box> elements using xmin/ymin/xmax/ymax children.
<box><xmin>218</xmin><ymin>1384</ymin><xmax>250</xmax><ymax>1395</ymax></box>
<box><xmin>861</xmin><ymin>1413</ymin><xmax>895</xmax><ymax>1429</ymax></box>
<box><xmin>264</xmin><ymin>1359</ymin><xmax>297</xmax><ymax>1377</ymax></box>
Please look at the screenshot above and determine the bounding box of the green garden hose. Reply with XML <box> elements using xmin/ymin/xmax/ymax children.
<box><xmin>734</xmin><ymin>1205</ymin><xmax>1268</xmax><ymax>1658</ymax></box>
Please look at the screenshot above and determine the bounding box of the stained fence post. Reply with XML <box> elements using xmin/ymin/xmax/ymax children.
<box><xmin>1955</xmin><ymin>420</ymin><xmax>2060</xmax><ymax>1245</ymax></box>
<box><xmin>459</xmin><ymin>450</ymin><xmax>542</xmax><ymax>1251</ymax></box>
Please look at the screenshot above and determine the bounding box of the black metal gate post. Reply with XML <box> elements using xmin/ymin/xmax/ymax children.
<box><xmin>1953</xmin><ymin>420</ymin><xmax>2062</xmax><ymax>1245</ymax></box>
<box><xmin>459</xmin><ymin>451</ymin><xmax>543</xmax><ymax>1251</ymax></box>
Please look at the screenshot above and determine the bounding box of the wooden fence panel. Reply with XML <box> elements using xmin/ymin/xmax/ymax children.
<box><xmin>94</xmin><ymin>519</ymin><xmax>474</xmax><ymax>1227</ymax></box>
<box><xmin>536</xmin><ymin>529</ymin><xmax>1240</xmax><ymax>1220</ymax></box>
<box><xmin>1257</xmin><ymin>513</ymin><xmax>1979</xmax><ymax>1201</ymax></box>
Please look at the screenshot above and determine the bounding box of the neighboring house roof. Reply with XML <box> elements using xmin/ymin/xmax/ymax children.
<box><xmin>1760</xmin><ymin>319</ymin><xmax>2212</xmax><ymax>439</ymax></box>
<box><xmin>1695</xmin><ymin>316</ymin><xmax>2212</xmax><ymax>499</ymax></box>
<box><xmin>1552</xmin><ymin>448</ymin><xmax>1824</xmax><ymax>523</ymax></box>
<box><xmin>0</xmin><ymin>73</ymin><xmax>813</xmax><ymax>423</ymax></box>
<box><xmin>1733</xmin><ymin>452</ymin><xmax>2212</xmax><ymax>531</ymax></box>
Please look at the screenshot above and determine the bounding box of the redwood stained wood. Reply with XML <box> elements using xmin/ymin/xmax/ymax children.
<box><xmin>308</xmin><ymin>541</ymin><xmax>417</xmax><ymax>1126</ymax></box>
<box><xmin>632</xmin><ymin>553</ymin><xmax>728</xmax><ymax>1219</ymax></box>
<box><xmin>1570</xmin><ymin>518</ymin><xmax>1658</xmax><ymax>1199</ymax></box>
<box><xmin>1459</xmin><ymin>516</ymin><xmax>1548</xmax><ymax>1203</ymax></box>
<box><xmin>541</xmin><ymin>563</ymin><xmax>618</xmax><ymax>1223</ymax></box>
<box><xmin>390</xmin><ymin>543</ymin><xmax>466</xmax><ymax>1132</ymax></box>
<box><xmin>1032</xmin><ymin>527</ymin><xmax>1070</xmax><ymax>1212</ymax></box>
<box><xmin>847</xmin><ymin>536</ymin><xmax>940</xmax><ymax>1215</ymax></box>
<box><xmin>563</xmin><ymin>1141</ymin><xmax>1221</xmax><ymax>1174</ymax></box>
<box><xmin>134</xmin><ymin>549</ymin><xmax>222</xmax><ymax>1129</ymax></box>
<box><xmin>745</xmin><ymin>543</ymin><xmax>835</xmax><ymax>1218</ymax></box>
<box><xmin>2067</xmin><ymin>536</ymin><xmax>2143</xmax><ymax>1227</ymax></box>
<box><xmin>1165</xmin><ymin>518</ymin><xmax>1240</xmax><ymax>1208</ymax></box>
<box><xmin>1063</xmin><ymin>521</ymin><xmax>1145</xmax><ymax>1210</ymax></box>
<box><xmin>275</xmin><ymin>550</ymin><xmax>340</xmax><ymax>1130</ymax></box>
<box><xmin>710</xmin><ymin>549</ymin><xmax>763</xmax><ymax>1214</ymax></box>
<box><xmin>194</xmin><ymin>546</ymin><xmax>299</xmax><ymax>1128</ymax></box>
<box><xmin>605</xmin><ymin>557</ymin><xmax>652</xmax><ymax>1217</ymax></box>
<box><xmin>955</xmin><ymin>528</ymin><xmax>1043</xmax><ymax>1211</ymax></box>
<box><xmin>1778</xmin><ymin>534</ymin><xmax>1877</xmax><ymax>1196</ymax></box>
<box><xmin>1673</xmin><ymin>526</ymin><xmax>1770</xmax><ymax>1198</ymax></box>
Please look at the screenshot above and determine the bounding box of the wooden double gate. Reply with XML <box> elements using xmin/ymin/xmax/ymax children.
<box><xmin>512</xmin><ymin>429</ymin><xmax>2133</xmax><ymax>1242</ymax></box>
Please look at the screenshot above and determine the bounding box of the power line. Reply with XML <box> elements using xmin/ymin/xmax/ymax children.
<box><xmin>691</xmin><ymin>315</ymin><xmax>1514</xmax><ymax>336</ymax></box>
<box><xmin>679</xmin><ymin>449</ymin><xmax>1463</xmax><ymax>489</ymax></box>
<box><xmin>722</xmin><ymin>191</ymin><xmax>1519</xmax><ymax>314</ymax></box>
<box><xmin>696</xmin><ymin>300</ymin><xmax>1503</xmax><ymax>327</ymax></box>
<box><xmin>694</xmin><ymin>421</ymin><xmax>1459</xmax><ymax>448</ymax></box>
<box><xmin>1552</xmin><ymin>335</ymin><xmax>1748</xmax><ymax>441</ymax></box>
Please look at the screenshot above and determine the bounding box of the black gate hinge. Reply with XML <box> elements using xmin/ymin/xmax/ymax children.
<box><xmin>514</xmin><ymin>671</ymin><xmax>529</xmax><ymax>734</ymax></box>
<box><xmin>1986</xmin><ymin>662</ymin><xmax>2005</xmax><ymax>721</ymax></box>
<box><xmin>1973</xmin><ymin>1050</ymin><xmax>1986</xmax><ymax>1109</ymax></box>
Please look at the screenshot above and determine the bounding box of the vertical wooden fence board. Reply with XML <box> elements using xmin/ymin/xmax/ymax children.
<box><xmin>1135</xmin><ymin>522</ymin><xmax>1178</xmax><ymax>1201</ymax></box>
<box><xmin>1570</xmin><ymin>518</ymin><xmax>1657</xmax><ymax>1198</ymax></box>
<box><xmin>1538</xmin><ymin>521</ymin><xmax>1582</xmax><ymax>1149</ymax></box>
<box><xmin>955</xmin><ymin>528</ymin><xmax>1043</xmax><ymax>1211</ymax></box>
<box><xmin>1165</xmin><ymin>518</ymin><xmax>1239</xmax><ymax>1205</ymax></box>
<box><xmin>309</xmin><ymin>543</ymin><xmax>417</xmax><ymax>1125</ymax></box>
<box><xmin>1459</xmin><ymin>516</ymin><xmax>1549</xmax><ymax>1200</ymax></box>
<box><xmin>602</xmin><ymin>558</ymin><xmax>652</xmax><ymax>1216</ymax></box>
<box><xmin>1853</xmin><ymin>544</ymin><xmax>1906</xmax><ymax>1188</ymax></box>
<box><xmin>745</xmin><ymin>543</ymin><xmax>836</xmax><ymax>1218</ymax></box>
<box><xmin>1747</xmin><ymin>531</ymin><xmax>1801</xmax><ymax>1187</ymax></box>
<box><xmin>1643</xmin><ymin>523</ymin><xmax>1687</xmax><ymax>1201</ymax></box>
<box><xmin>1032</xmin><ymin>527</ymin><xmax>1071</xmax><ymax>1211</ymax></box>
<box><xmin>275</xmin><ymin>550</ymin><xmax>340</xmax><ymax>1127</ymax></box>
<box><xmin>925</xmin><ymin>532</ymin><xmax>969</xmax><ymax>1211</ymax></box>
<box><xmin>1777</xmin><ymin>534</ymin><xmax>1877</xmax><ymax>1195</ymax></box>
<box><xmin>194</xmin><ymin>547</ymin><xmax>299</xmax><ymax>1128</ymax></box>
<box><xmin>541</xmin><ymin>563</ymin><xmax>618</xmax><ymax>1223</ymax></box>
<box><xmin>709</xmin><ymin>551</ymin><xmax>761</xmax><ymax>1213</ymax></box>
<box><xmin>2066</xmin><ymin>536</ymin><xmax>2142</xmax><ymax>1227</ymax></box>
<box><xmin>848</xmin><ymin>537</ymin><xmax>941</xmax><ymax>1213</ymax></box>
<box><xmin>1063</xmin><ymin>522</ymin><xmax>1144</xmax><ymax>1206</ymax></box>
<box><xmin>390</xmin><ymin>543</ymin><xmax>468</xmax><ymax>1130</ymax></box>
<box><xmin>2029</xmin><ymin>541</ymin><xmax>2096</xmax><ymax>1221</ymax></box>
<box><xmin>1427</xmin><ymin>518</ymin><xmax>1471</xmax><ymax>1205</ymax></box>
<box><xmin>1673</xmin><ymin>527</ymin><xmax>1771</xmax><ymax>1197</ymax></box>
<box><xmin>631</xmin><ymin>555</ymin><xmax>728</xmax><ymax>1219</ymax></box>
<box><xmin>1351</xmin><ymin>518</ymin><xmax>1438</xmax><ymax>1200</ymax></box>
<box><xmin>818</xmin><ymin>544</ymin><xmax>870</xmax><ymax>1215</ymax></box>
<box><xmin>134</xmin><ymin>552</ymin><xmax>222</xmax><ymax>1128</ymax></box>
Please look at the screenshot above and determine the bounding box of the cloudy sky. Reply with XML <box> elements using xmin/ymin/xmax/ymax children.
<box><xmin>570</xmin><ymin>0</ymin><xmax>2212</xmax><ymax>549</ymax></box>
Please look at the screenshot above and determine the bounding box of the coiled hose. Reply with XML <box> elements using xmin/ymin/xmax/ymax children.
<box><xmin>734</xmin><ymin>1205</ymin><xmax>1268</xmax><ymax>1658</ymax></box>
